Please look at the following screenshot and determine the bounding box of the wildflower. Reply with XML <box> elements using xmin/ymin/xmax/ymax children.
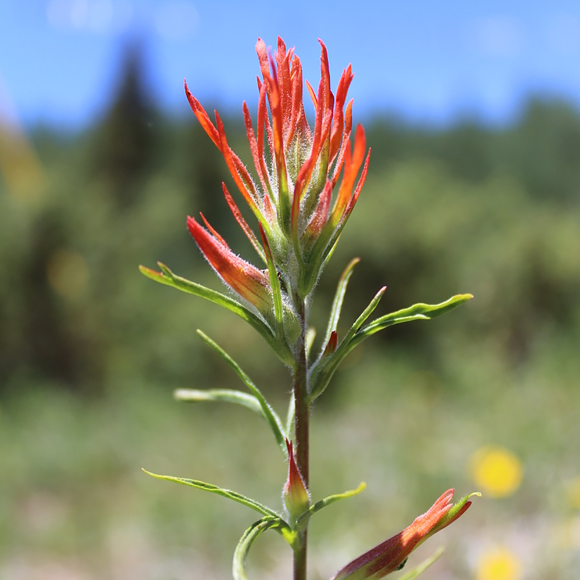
<box><xmin>470</xmin><ymin>446</ymin><xmax>523</xmax><ymax>498</ymax></box>
<box><xmin>332</xmin><ymin>489</ymin><xmax>478</xmax><ymax>580</ymax></box>
<box><xmin>283</xmin><ymin>439</ymin><xmax>310</xmax><ymax>525</ymax></box>
<box><xmin>185</xmin><ymin>37</ymin><xmax>370</xmax><ymax>301</ymax></box>
<box><xmin>476</xmin><ymin>547</ymin><xmax>522</xmax><ymax>580</ymax></box>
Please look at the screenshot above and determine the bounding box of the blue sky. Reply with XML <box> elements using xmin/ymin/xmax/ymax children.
<box><xmin>1</xmin><ymin>0</ymin><xmax>580</xmax><ymax>130</ymax></box>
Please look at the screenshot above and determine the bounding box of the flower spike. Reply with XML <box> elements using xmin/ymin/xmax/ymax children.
<box><xmin>183</xmin><ymin>37</ymin><xmax>370</xmax><ymax>301</ymax></box>
<box><xmin>331</xmin><ymin>489</ymin><xmax>479</xmax><ymax>580</ymax></box>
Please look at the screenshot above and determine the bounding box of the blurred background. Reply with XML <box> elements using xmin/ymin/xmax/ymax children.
<box><xmin>1</xmin><ymin>1</ymin><xmax>580</xmax><ymax>579</ymax></box>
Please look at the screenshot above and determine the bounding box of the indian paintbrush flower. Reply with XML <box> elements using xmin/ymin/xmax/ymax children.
<box><xmin>331</xmin><ymin>489</ymin><xmax>480</xmax><ymax>580</ymax></box>
<box><xmin>185</xmin><ymin>37</ymin><xmax>370</xmax><ymax>305</ymax></box>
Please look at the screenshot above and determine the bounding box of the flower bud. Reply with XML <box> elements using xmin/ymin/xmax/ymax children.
<box><xmin>283</xmin><ymin>439</ymin><xmax>310</xmax><ymax>525</ymax></box>
<box><xmin>332</xmin><ymin>489</ymin><xmax>479</xmax><ymax>580</ymax></box>
<box><xmin>187</xmin><ymin>215</ymin><xmax>273</xmax><ymax>316</ymax></box>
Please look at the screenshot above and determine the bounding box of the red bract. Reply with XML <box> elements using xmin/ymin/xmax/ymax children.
<box><xmin>331</xmin><ymin>489</ymin><xmax>477</xmax><ymax>580</ymax></box>
<box><xmin>187</xmin><ymin>215</ymin><xmax>273</xmax><ymax>316</ymax></box>
<box><xmin>185</xmin><ymin>37</ymin><xmax>370</xmax><ymax>300</ymax></box>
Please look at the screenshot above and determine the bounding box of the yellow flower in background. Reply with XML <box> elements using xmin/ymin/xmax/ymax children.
<box><xmin>469</xmin><ymin>446</ymin><xmax>523</xmax><ymax>498</ymax></box>
<box><xmin>476</xmin><ymin>547</ymin><xmax>522</xmax><ymax>580</ymax></box>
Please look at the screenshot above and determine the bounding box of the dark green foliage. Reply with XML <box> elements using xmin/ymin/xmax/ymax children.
<box><xmin>90</xmin><ymin>42</ymin><xmax>160</xmax><ymax>208</ymax></box>
<box><xmin>1</xmin><ymin>90</ymin><xmax>579</xmax><ymax>394</ymax></box>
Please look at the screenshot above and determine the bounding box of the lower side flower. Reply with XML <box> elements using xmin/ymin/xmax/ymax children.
<box><xmin>331</xmin><ymin>489</ymin><xmax>479</xmax><ymax>580</ymax></box>
<box><xmin>187</xmin><ymin>215</ymin><xmax>273</xmax><ymax>316</ymax></box>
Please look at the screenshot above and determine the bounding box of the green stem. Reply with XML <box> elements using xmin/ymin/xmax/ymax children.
<box><xmin>293</xmin><ymin>298</ymin><xmax>309</xmax><ymax>580</ymax></box>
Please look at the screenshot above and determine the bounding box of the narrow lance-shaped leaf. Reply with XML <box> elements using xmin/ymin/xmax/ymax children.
<box><xmin>317</xmin><ymin>257</ymin><xmax>360</xmax><ymax>363</ymax></box>
<box><xmin>397</xmin><ymin>547</ymin><xmax>445</xmax><ymax>580</ymax></box>
<box><xmin>295</xmin><ymin>482</ymin><xmax>366</xmax><ymax>531</ymax></box>
<box><xmin>344</xmin><ymin>285</ymin><xmax>387</xmax><ymax>342</ymax></box>
<box><xmin>174</xmin><ymin>388</ymin><xmax>263</xmax><ymax>415</ymax></box>
<box><xmin>139</xmin><ymin>263</ymin><xmax>294</xmax><ymax>366</ymax></box>
<box><xmin>197</xmin><ymin>330</ymin><xmax>288</xmax><ymax>457</ymax></box>
<box><xmin>233</xmin><ymin>517</ymin><xmax>288</xmax><ymax>580</ymax></box>
<box><xmin>310</xmin><ymin>294</ymin><xmax>473</xmax><ymax>402</ymax></box>
<box><xmin>142</xmin><ymin>469</ymin><xmax>279</xmax><ymax>518</ymax></box>
<box><xmin>360</xmin><ymin>294</ymin><xmax>474</xmax><ymax>338</ymax></box>
<box><xmin>309</xmin><ymin>285</ymin><xmax>386</xmax><ymax>401</ymax></box>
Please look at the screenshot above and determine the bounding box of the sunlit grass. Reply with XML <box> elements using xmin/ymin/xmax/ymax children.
<box><xmin>2</xmin><ymin>338</ymin><xmax>580</xmax><ymax>579</ymax></box>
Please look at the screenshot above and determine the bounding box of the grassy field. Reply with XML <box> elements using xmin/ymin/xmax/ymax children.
<box><xmin>2</xmin><ymin>327</ymin><xmax>580</xmax><ymax>580</ymax></box>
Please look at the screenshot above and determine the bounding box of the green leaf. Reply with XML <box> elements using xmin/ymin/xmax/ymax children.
<box><xmin>295</xmin><ymin>482</ymin><xmax>366</xmax><ymax>530</ymax></box>
<box><xmin>308</xmin><ymin>286</ymin><xmax>386</xmax><ymax>401</ymax></box>
<box><xmin>347</xmin><ymin>286</ymin><xmax>388</xmax><ymax>337</ymax></box>
<box><xmin>359</xmin><ymin>294</ymin><xmax>474</xmax><ymax>338</ymax></box>
<box><xmin>319</xmin><ymin>257</ymin><xmax>360</xmax><ymax>355</ymax></box>
<box><xmin>139</xmin><ymin>263</ymin><xmax>294</xmax><ymax>365</ymax></box>
<box><xmin>233</xmin><ymin>517</ymin><xmax>287</xmax><ymax>580</ymax></box>
<box><xmin>196</xmin><ymin>330</ymin><xmax>288</xmax><ymax>457</ymax></box>
<box><xmin>309</xmin><ymin>294</ymin><xmax>473</xmax><ymax>402</ymax></box>
<box><xmin>397</xmin><ymin>546</ymin><xmax>445</xmax><ymax>580</ymax></box>
<box><xmin>174</xmin><ymin>388</ymin><xmax>263</xmax><ymax>415</ymax></box>
<box><xmin>142</xmin><ymin>469</ymin><xmax>279</xmax><ymax>518</ymax></box>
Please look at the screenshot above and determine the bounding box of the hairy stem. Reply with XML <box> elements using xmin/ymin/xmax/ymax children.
<box><xmin>293</xmin><ymin>298</ymin><xmax>309</xmax><ymax>580</ymax></box>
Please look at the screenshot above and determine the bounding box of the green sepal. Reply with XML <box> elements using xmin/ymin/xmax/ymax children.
<box><xmin>142</xmin><ymin>469</ymin><xmax>279</xmax><ymax>518</ymax></box>
<box><xmin>196</xmin><ymin>330</ymin><xmax>288</xmax><ymax>457</ymax></box>
<box><xmin>298</xmin><ymin>220</ymin><xmax>336</xmax><ymax>298</ymax></box>
<box><xmin>233</xmin><ymin>516</ymin><xmax>292</xmax><ymax>580</ymax></box>
<box><xmin>432</xmin><ymin>491</ymin><xmax>481</xmax><ymax>535</ymax></box>
<box><xmin>259</xmin><ymin>225</ymin><xmax>285</xmax><ymax>339</ymax></box>
<box><xmin>174</xmin><ymin>388</ymin><xmax>263</xmax><ymax>415</ymax></box>
<box><xmin>309</xmin><ymin>294</ymin><xmax>473</xmax><ymax>402</ymax></box>
<box><xmin>299</xmin><ymin>196</ymin><xmax>358</xmax><ymax>298</ymax></box>
<box><xmin>397</xmin><ymin>547</ymin><xmax>445</xmax><ymax>580</ymax></box>
<box><xmin>139</xmin><ymin>262</ymin><xmax>294</xmax><ymax>365</ymax></box>
<box><xmin>295</xmin><ymin>482</ymin><xmax>366</xmax><ymax>531</ymax></box>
